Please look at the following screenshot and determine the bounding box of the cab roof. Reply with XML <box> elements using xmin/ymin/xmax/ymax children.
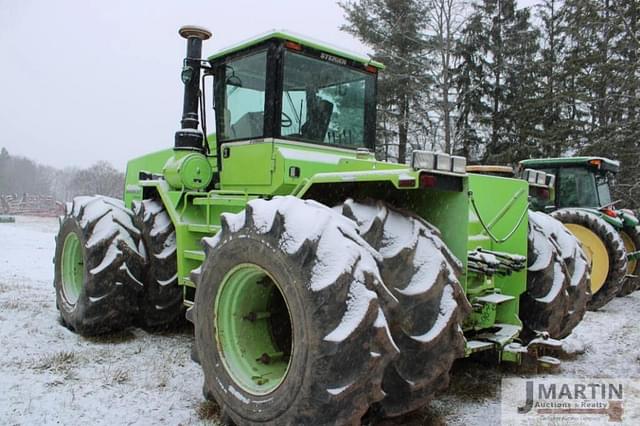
<box><xmin>520</xmin><ymin>157</ymin><xmax>620</xmax><ymax>173</ymax></box>
<box><xmin>207</xmin><ymin>30</ymin><xmax>385</xmax><ymax>70</ymax></box>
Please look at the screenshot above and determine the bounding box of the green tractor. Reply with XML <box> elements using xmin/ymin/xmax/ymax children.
<box><xmin>521</xmin><ymin>157</ymin><xmax>640</xmax><ymax>307</ymax></box>
<box><xmin>53</xmin><ymin>27</ymin><xmax>591</xmax><ymax>424</ymax></box>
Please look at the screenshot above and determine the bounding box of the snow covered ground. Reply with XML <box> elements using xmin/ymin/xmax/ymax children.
<box><xmin>1</xmin><ymin>216</ymin><xmax>639</xmax><ymax>425</ymax></box>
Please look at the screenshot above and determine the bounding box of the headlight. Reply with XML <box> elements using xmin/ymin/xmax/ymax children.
<box><xmin>546</xmin><ymin>174</ymin><xmax>556</xmax><ymax>188</ymax></box>
<box><xmin>451</xmin><ymin>156</ymin><xmax>467</xmax><ymax>174</ymax></box>
<box><xmin>436</xmin><ymin>153</ymin><xmax>451</xmax><ymax>171</ymax></box>
<box><xmin>411</xmin><ymin>150</ymin><xmax>467</xmax><ymax>174</ymax></box>
<box><xmin>412</xmin><ymin>151</ymin><xmax>436</xmax><ymax>170</ymax></box>
<box><xmin>523</xmin><ymin>169</ymin><xmax>537</xmax><ymax>184</ymax></box>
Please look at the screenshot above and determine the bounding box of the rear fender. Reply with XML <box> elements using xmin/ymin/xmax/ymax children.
<box><xmin>297</xmin><ymin>169</ymin><xmax>469</xmax><ymax>285</ymax></box>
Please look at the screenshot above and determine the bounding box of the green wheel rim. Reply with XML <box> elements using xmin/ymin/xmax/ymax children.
<box><xmin>61</xmin><ymin>232</ymin><xmax>84</xmax><ymax>306</ymax></box>
<box><xmin>215</xmin><ymin>264</ymin><xmax>293</xmax><ymax>396</ymax></box>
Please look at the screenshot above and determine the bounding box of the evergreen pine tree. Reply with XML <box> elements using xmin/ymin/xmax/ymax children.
<box><xmin>341</xmin><ymin>0</ymin><xmax>430</xmax><ymax>163</ymax></box>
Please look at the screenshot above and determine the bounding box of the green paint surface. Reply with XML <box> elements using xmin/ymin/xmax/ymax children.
<box><xmin>215</xmin><ymin>264</ymin><xmax>292</xmax><ymax>395</ymax></box>
<box><xmin>467</xmin><ymin>173</ymin><xmax>529</xmax><ymax>329</ymax></box>
<box><xmin>61</xmin><ymin>232</ymin><xmax>83</xmax><ymax>306</ymax></box>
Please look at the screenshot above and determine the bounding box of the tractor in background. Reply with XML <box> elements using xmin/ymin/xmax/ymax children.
<box><xmin>521</xmin><ymin>157</ymin><xmax>639</xmax><ymax>305</ymax></box>
<box><xmin>53</xmin><ymin>27</ymin><xmax>590</xmax><ymax>425</ymax></box>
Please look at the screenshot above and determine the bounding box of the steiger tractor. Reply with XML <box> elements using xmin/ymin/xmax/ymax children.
<box><xmin>54</xmin><ymin>26</ymin><xmax>591</xmax><ymax>425</ymax></box>
<box><xmin>521</xmin><ymin>157</ymin><xmax>640</xmax><ymax>307</ymax></box>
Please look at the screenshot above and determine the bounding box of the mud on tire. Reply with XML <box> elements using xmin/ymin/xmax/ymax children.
<box><xmin>339</xmin><ymin>199</ymin><xmax>470</xmax><ymax>418</ymax></box>
<box><xmin>191</xmin><ymin>196</ymin><xmax>398</xmax><ymax>425</ymax></box>
<box><xmin>551</xmin><ymin>208</ymin><xmax>627</xmax><ymax>310</ymax></box>
<box><xmin>523</xmin><ymin>211</ymin><xmax>590</xmax><ymax>341</ymax></box>
<box><xmin>54</xmin><ymin>196</ymin><xmax>145</xmax><ymax>336</ymax></box>
<box><xmin>134</xmin><ymin>199</ymin><xmax>184</xmax><ymax>328</ymax></box>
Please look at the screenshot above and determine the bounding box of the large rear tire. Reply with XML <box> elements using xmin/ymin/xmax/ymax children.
<box><xmin>338</xmin><ymin>199</ymin><xmax>470</xmax><ymax>418</ymax></box>
<box><xmin>551</xmin><ymin>208</ymin><xmax>627</xmax><ymax>310</ymax></box>
<box><xmin>133</xmin><ymin>199</ymin><xmax>184</xmax><ymax>328</ymax></box>
<box><xmin>618</xmin><ymin>226</ymin><xmax>640</xmax><ymax>296</ymax></box>
<box><xmin>523</xmin><ymin>211</ymin><xmax>590</xmax><ymax>340</ymax></box>
<box><xmin>192</xmin><ymin>197</ymin><xmax>398</xmax><ymax>425</ymax></box>
<box><xmin>54</xmin><ymin>196</ymin><xmax>145</xmax><ymax>336</ymax></box>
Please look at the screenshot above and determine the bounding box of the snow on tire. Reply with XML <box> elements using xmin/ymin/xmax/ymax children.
<box><xmin>618</xmin><ymin>225</ymin><xmax>640</xmax><ymax>296</ymax></box>
<box><xmin>133</xmin><ymin>199</ymin><xmax>184</xmax><ymax>328</ymax></box>
<box><xmin>523</xmin><ymin>211</ymin><xmax>590</xmax><ymax>341</ymax></box>
<box><xmin>528</xmin><ymin>211</ymin><xmax>591</xmax><ymax>338</ymax></box>
<box><xmin>338</xmin><ymin>199</ymin><xmax>471</xmax><ymax>418</ymax></box>
<box><xmin>552</xmin><ymin>208</ymin><xmax>627</xmax><ymax>310</ymax></box>
<box><xmin>54</xmin><ymin>196</ymin><xmax>145</xmax><ymax>336</ymax></box>
<box><xmin>191</xmin><ymin>196</ymin><xmax>398</xmax><ymax>425</ymax></box>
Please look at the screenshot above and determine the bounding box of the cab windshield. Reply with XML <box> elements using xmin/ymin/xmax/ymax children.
<box><xmin>280</xmin><ymin>51</ymin><xmax>375</xmax><ymax>148</ymax></box>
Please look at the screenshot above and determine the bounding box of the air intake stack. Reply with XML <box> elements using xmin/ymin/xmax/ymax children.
<box><xmin>174</xmin><ymin>25</ymin><xmax>212</xmax><ymax>151</ymax></box>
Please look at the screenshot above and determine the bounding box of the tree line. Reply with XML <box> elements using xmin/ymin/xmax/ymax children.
<box><xmin>0</xmin><ymin>147</ymin><xmax>124</xmax><ymax>202</ymax></box>
<box><xmin>341</xmin><ymin>0</ymin><xmax>639</xmax><ymax>208</ymax></box>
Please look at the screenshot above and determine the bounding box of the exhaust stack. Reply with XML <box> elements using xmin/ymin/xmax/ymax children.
<box><xmin>175</xmin><ymin>25</ymin><xmax>212</xmax><ymax>151</ymax></box>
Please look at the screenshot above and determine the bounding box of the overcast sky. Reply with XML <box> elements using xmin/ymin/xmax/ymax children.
<box><xmin>0</xmin><ymin>0</ymin><xmax>537</xmax><ymax>170</ymax></box>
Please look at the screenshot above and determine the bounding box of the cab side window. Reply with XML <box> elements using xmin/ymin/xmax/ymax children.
<box><xmin>220</xmin><ymin>51</ymin><xmax>267</xmax><ymax>141</ymax></box>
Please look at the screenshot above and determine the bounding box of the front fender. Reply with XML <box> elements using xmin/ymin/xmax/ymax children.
<box><xmin>619</xmin><ymin>209</ymin><xmax>640</xmax><ymax>227</ymax></box>
<box><xmin>576</xmin><ymin>207</ymin><xmax>624</xmax><ymax>229</ymax></box>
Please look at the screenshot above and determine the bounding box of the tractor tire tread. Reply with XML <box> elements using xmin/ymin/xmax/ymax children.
<box><xmin>339</xmin><ymin>199</ymin><xmax>470</xmax><ymax>418</ymax></box>
<box><xmin>193</xmin><ymin>196</ymin><xmax>397</xmax><ymax>425</ymax></box>
<box><xmin>134</xmin><ymin>199</ymin><xmax>184</xmax><ymax>328</ymax></box>
<box><xmin>54</xmin><ymin>196</ymin><xmax>144</xmax><ymax>336</ymax></box>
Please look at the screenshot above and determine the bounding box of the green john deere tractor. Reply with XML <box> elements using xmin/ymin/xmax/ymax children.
<box><xmin>53</xmin><ymin>27</ymin><xmax>591</xmax><ymax>424</ymax></box>
<box><xmin>522</xmin><ymin>157</ymin><xmax>640</xmax><ymax>306</ymax></box>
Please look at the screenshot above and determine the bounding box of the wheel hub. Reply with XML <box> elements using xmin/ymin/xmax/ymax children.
<box><xmin>61</xmin><ymin>232</ymin><xmax>84</xmax><ymax>306</ymax></box>
<box><xmin>214</xmin><ymin>264</ymin><xmax>293</xmax><ymax>396</ymax></box>
<box><xmin>564</xmin><ymin>224</ymin><xmax>609</xmax><ymax>294</ymax></box>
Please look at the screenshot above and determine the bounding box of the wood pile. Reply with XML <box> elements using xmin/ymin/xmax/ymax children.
<box><xmin>0</xmin><ymin>194</ymin><xmax>64</xmax><ymax>217</ymax></box>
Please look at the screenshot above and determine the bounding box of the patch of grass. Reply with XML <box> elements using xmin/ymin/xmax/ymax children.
<box><xmin>196</xmin><ymin>400</ymin><xmax>221</xmax><ymax>422</ymax></box>
<box><xmin>110</xmin><ymin>368</ymin><xmax>130</xmax><ymax>385</ymax></box>
<box><xmin>0</xmin><ymin>300</ymin><xmax>23</xmax><ymax>310</ymax></box>
<box><xmin>100</xmin><ymin>365</ymin><xmax>130</xmax><ymax>386</ymax></box>
<box><xmin>34</xmin><ymin>351</ymin><xmax>77</xmax><ymax>373</ymax></box>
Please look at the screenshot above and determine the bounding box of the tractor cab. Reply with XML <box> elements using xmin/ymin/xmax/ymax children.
<box><xmin>520</xmin><ymin>157</ymin><xmax>619</xmax><ymax>210</ymax></box>
<box><xmin>521</xmin><ymin>156</ymin><xmax>640</xmax><ymax>300</ymax></box>
<box><xmin>208</xmin><ymin>32</ymin><xmax>381</xmax><ymax>150</ymax></box>
<box><xmin>179</xmin><ymin>31</ymin><xmax>389</xmax><ymax>194</ymax></box>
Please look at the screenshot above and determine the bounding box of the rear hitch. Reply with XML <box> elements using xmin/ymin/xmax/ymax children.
<box><xmin>503</xmin><ymin>332</ymin><xmax>563</xmax><ymax>373</ymax></box>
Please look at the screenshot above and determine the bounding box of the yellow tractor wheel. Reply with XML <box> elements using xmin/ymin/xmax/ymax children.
<box><xmin>551</xmin><ymin>209</ymin><xmax>628</xmax><ymax>311</ymax></box>
<box><xmin>563</xmin><ymin>224</ymin><xmax>609</xmax><ymax>294</ymax></box>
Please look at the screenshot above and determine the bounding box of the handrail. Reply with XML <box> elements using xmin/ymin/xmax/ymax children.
<box><xmin>469</xmin><ymin>191</ymin><xmax>529</xmax><ymax>244</ymax></box>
